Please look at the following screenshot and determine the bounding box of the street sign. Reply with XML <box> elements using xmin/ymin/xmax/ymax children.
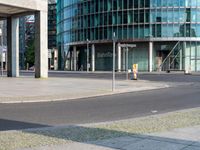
<box><xmin>118</xmin><ymin>44</ymin><xmax>136</xmax><ymax>80</ymax></box>
<box><xmin>118</xmin><ymin>44</ymin><xmax>136</xmax><ymax>48</ymax></box>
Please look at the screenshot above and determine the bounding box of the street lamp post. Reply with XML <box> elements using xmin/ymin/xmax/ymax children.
<box><xmin>126</xmin><ymin>46</ymin><xmax>129</xmax><ymax>80</ymax></box>
<box><xmin>112</xmin><ymin>32</ymin><xmax>116</xmax><ymax>92</ymax></box>
<box><xmin>0</xmin><ymin>28</ymin><xmax>3</xmax><ymax>77</ymax></box>
<box><xmin>118</xmin><ymin>44</ymin><xmax>136</xmax><ymax>80</ymax></box>
<box><xmin>87</xmin><ymin>39</ymin><xmax>90</xmax><ymax>72</ymax></box>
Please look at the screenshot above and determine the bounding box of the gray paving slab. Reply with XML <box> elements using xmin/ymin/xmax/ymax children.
<box><xmin>191</xmin><ymin>142</ymin><xmax>200</xmax><ymax>147</ymax></box>
<box><xmin>0</xmin><ymin>77</ymin><xmax>171</xmax><ymax>103</ymax></box>
<box><xmin>181</xmin><ymin>145</ymin><xmax>200</xmax><ymax>150</ymax></box>
<box><xmin>92</xmin><ymin>136</ymin><xmax>142</xmax><ymax>149</ymax></box>
<box><xmin>18</xmin><ymin>143</ymin><xmax>116</xmax><ymax>150</ymax></box>
<box><xmin>146</xmin><ymin>135</ymin><xmax>194</xmax><ymax>145</ymax></box>
<box><xmin>150</xmin><ymin>128</ymin><xmax>200</xmax><ymax>142</ymax></box>
<box><xmin>123</xmin><ymin>139</ymin><xmax>187</xmax><ymax>150</ymax></box>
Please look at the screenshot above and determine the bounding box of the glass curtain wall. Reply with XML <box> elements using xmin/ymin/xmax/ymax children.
<box><xmin>57</xmin><ymin>0</ymin><xmax>200</xmax><ymax>71</ymax></box>
<box><xmin>57</xmin><ymin>0</ymin><xmax>200</xmax><ymax>44</ymax></box>
<box><xmin>150</xmin><ymin>0</ymin><xmax>200</xmax><ymax>38</ymax></box>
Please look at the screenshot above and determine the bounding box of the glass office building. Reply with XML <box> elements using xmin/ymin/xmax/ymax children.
<box><xmin>48</xmin><ymin>1</ymin><xmax>57</xmax><ymax>49</ymax></box>
<box><xmin>57</xmin><ymin>0</ymin><xmax>200</xmax><ymax>72</ymax></box>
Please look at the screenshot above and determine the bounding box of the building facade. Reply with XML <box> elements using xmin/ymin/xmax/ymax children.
<box><xmin>48</xmin><ymin>0</ymin><xmax>57</xmax><ymax>49</ymax></box>
<box><xmin>57</xmin><ymin>0</ymin><xmax>200</xmax><ymax>72</ymax></box>
<box><xmin>48</xmin><ymin>0</ymin><xmax>58</xmax><ymax>70</ymax></box>
<box><xmin>0</xmin><ymin>20</ymin><xmax>7</xmax><ymax>70</ymax></box>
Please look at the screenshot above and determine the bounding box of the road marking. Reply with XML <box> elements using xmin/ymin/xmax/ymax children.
<box><xmin>151</xmin><ymin>110</ymin><xmax>158</xmax><ymax>113</ymax></box>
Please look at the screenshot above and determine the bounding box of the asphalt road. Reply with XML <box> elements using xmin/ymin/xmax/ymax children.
<box><xmin>20</xmin><ymin>71</ymin><xmax>200</xmax><ymax>82</ymax></box>
<box><xmin>0</xmin><ymin>74</ymin><xmax>200</xmax><ymax>131</ymax></box>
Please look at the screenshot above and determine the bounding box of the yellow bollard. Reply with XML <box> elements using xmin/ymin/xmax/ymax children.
<box><xmin>132</xmin><ymin>64</ymin><xmax>138</xmax><ymax>80</ymax></box>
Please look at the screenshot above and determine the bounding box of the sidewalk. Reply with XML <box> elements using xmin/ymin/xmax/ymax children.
<box><xmin>1</xmin><ymin>107</ymin><xmax>199</xmax><ymax>150</ymax></box>
<box><xmin>20</xmin><ymin>126</ymin><xmax>200</xmax><ymax>150</ymax></box>
<box><xmin>0</xmin><ymin>76</ymin><xmax>173</xmax><ymax>103</ymax></box>
<box><xmin>7</xmin><ymin>107</ymin><xmax>198</xmax><ymax>150</ymax></box>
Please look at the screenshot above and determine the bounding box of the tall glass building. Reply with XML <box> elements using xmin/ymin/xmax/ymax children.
<box><xmin>57</xmin><ymin>0</ymin><xmax>200</xmax><ymax>72</ymax></box>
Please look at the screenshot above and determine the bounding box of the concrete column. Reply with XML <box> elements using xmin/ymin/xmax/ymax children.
<box><xmin>149</xmin><ymin>42</ymin><xmax>153</xmax><ymax>72</ymax></box>
<box><xmin>35</xmin><ymin>11</ymin><xmax>48</xmax><ymax>78</ymax></box>
<box><xmin>180</xmin><ymin>46</ymin><xmax>183</xmax><ymax>70</ymax></box>
<box><xmin>91</xmin><ymin>44</ymin><xmax>95</xmax><ymax>72</ymax></box>
<box><xmin>7</xmin><ymin>17</ymin><xmax>19</xmax><ymax>77</ymax></box>
<box><xmin>70</xmin><ymin>50</ymin><xmax>73</xmax><ymax>71</ymax></box>
<box><xmin>54</xmin><ymin>49</ymin><xmax>58</xmax><ymax>70</ymax></box>
<box><xmin>117</xmin><ymin>43</ymin><xmax>121</xmax><ymax>72</ymax></box>
<box><xmin>183</xmin><ymin>41</ymin><xmax>190</xmax><ymax>71</ymax></box>
<box><xmin>73</xmin><ymin>46</ymin><xmax>77</xmax><ymax>71</ymax></box>
<box><xmin>122</xmin><ymin>48</ymin><xmax>126</xmax><ymax>71</ymax></box>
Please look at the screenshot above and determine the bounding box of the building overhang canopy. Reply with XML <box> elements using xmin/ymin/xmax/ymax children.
<box><xmin>0</xmin><ymin>5</ymin><xmax>31</xmax><ymax>18</ymax></box>
<box><xmin>0</xmin><ymin>0</ymin><xmax>47</xmax><ymax>18</ymax></box>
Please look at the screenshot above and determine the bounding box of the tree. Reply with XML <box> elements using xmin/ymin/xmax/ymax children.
<box><xmin>25</xmin><ymin>40</ymin><xmax>35</xmax><ymax>68</ymax></box>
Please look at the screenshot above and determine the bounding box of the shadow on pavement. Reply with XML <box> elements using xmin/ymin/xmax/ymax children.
<box><xmin>22</xmin><ymin>125</ymin><xmax>200</xmax><ymax>150</ymax></box>
<box><xmin>0</xmin><ymin>118</ymin><xmax>199</xmax><ymax>149</ymax></box>
<box><xmin>0</xmin><ymin>119</ymin><xmax>49</xmax><ymax>131</ymax></box>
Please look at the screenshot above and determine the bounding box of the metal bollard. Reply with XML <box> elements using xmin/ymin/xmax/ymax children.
<box><xmin>132</xmin><ymin>64</ymin><xmax>138</xmax><ymax>80</ymax></box>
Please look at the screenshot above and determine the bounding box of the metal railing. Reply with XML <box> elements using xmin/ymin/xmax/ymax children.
<box><xmin>159</xmin><ymin>41</ymin><xmax>181</xmax><ymax>71</ymax></box>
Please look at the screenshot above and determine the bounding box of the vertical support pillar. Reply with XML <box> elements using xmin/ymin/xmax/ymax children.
<box><xmin>91</xmin><ymin>44</ymin><xmax>95</xmax><ymax>72</ymax></box>
<box><xmin>149</xmin><ymin>42</ymin><xmax>153</xmax><ymax>72</ymax></box>
<box><xmin>122</xmin><ymin>48</ymin><xmax>126</xmax><ymax>71</ymax></box>
<box><xmin>73</xmin><ymin>46</ymin><xmax>77</xmax><ymax>71</ymax></box>
<box><xmin>183</xmin><ymin>41</ymin><xmax>190</xmax><ymax>71</ymax></box>
<box><xmin>70</xmin><ymin>50</ymin><xmax>73</xmax><ymax>71</ymax></box>
<box><xmin>7</xmin><ymin>17</ymin><xmax>19</xmax><ymax>77</ymax></box>
<box><xmin>54</xmin><ymin>49</ymin><xmax>58</xmax><ymax>70</ymax></box>
<box><xmin>126</xmin><ymin>47</ymin><xmax>129</xmax><ymax>80</ymax></box>
<box><xmin>35</xmin><ymin>11</ymin><xmax>48</xmax><ymax>78</ymax></box>
<box><xmin>180</xmin><ymin>43</ymin><xmax>183</xmax><ymax>70</ymax></box>
<box><xmin>87</xmin><ymin>40</ymin><xmax>89</xmax><ymax>72</ymax></box>
<box><xmin>117</xmin><ymin>43</ymin><xmax>121</xmax><ymax>72</ymax></box>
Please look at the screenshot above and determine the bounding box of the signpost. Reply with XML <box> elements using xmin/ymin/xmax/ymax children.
<box><xmin>118</xmin><ymin>44</ymin><xmax>136</xmax><ymax>80</ymax></box>
<box><xmin>0</xmin><ymin>28</ymin><xmax>3</xmax><ymax>77</ymax></box>
<box><xmin>112</xmin><ymin>40</ymin><xmax>136</xmax><ymax>91</ymax></box>
<box><xmin>87</xmin><ymin>39</ymin><xmax>90</xmax><ymax>72</ymax></box>
<box><xmin>112</xmin><ymin>33</ymin><xmax>116</xmax><ymax>92</ymax></box>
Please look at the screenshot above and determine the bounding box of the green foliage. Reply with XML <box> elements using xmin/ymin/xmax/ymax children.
<box><xmin>25</xmin><ymin>40</ymin><xmax>35</xmax><ymax>67</ymax></box>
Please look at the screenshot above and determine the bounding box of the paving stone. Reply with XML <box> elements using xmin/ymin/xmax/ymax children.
<box><xmin>181</xmin><ymin>145</ymin><xmax>200</xmax><ymax>150</ymax></box>
<box><xmin>92</xmin><ymin>136</ymin><xmax>142</xmax><ymax>149</ymax></box>
<box><xmin>191</xmin><ymin>142</ymin><xmax>200</xmax><ymax>147</ymax></box>
<box><xmin>19</xmin><ymin>143</ymin><xmax>115</xmax><ymax>150</ymax></box>
<box><xmin>148</xmin><ymin>133</ymin><xmax>195</xmax><ymax>145</ymax></box>
<box><xmin>123</xmin><ymin>139</ymin><xmax>186</xmax><ymax>150</ymax></box>
<box><xmin>0</xmin><ymin>77</ymin><xmax>170</xmax><ymax>103</ymax></box>
<box><xmin>150</xmin><ymin>126</ymin><xmax>200</xmax><ymax>143</ymax></box>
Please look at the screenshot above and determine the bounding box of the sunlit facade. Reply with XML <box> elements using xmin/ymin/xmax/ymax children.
<box><xmin>57</xmin><ymin>0</ymin><xmax>200</xmax><ymax>72</ymax></box>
